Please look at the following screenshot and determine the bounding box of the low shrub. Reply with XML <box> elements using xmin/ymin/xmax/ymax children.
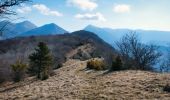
<box><xmin>111</xmin><ymin>56</ymin><xmax>123</xmax><ymax>71</ymax></box>
<box><xmin>0</xmin><ymin>72</ymin><xmax>5</xmax><ymax>84</ymax></box>
<box><xmin>11</xmin><ymin>60</ymin><xmax>27</xmax><ymax>82</ymax></box>
<box><xmin>87</xmin><ymin>59</ymin><xmax>106</xmax><ymax>70</ymax></box>
<box><xmin>57</xmin><ymin>63</ymin><xmax>63</xmax><ymax>68</ymax></box>
<box><xmin>163</xmin><ymin>84</ymin><xmax>170</xmax><ymax>92</ymax></box>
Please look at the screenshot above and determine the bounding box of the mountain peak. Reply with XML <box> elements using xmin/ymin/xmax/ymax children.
<box><xmin>85</xmin><ymin>25</ymin><xmax>98</xmax><ymax>29</ymax></box>
<box><xmin>20</xmin><ymin>23</ymin><xmax>68</xmax><ymax>37</ymax></box>
<box><xmin>0</xmin><ymin>20</ymin><xmax>14</xmax><ymax>26</ymax></box>
<box><xmin>44</xmin><ymin>23</ymin><xmax>59</xmax><ymax>28</ymax></box>
<box><xmin>0</xmin><ymin>20</ymin><xmax>37</xmax><ymax>39</ymax></box>
<box><xmin>42</xmin><ymin>23</ymin><xmax>68</xmax><ymax>32</ymax></box>
<box><xmin>0</xmin><ymin>20</ymin><xmax>11</xmax><ymax>24</ymax></box>
<box><xmin>17</xmin><ymin>20</ymin><xmax>35</xmax><ymax>25</ymax></box>
<box><xmin>47</xmin><ymin>23</ymin><xmax>56</xmax><ymax>26</ymax></box>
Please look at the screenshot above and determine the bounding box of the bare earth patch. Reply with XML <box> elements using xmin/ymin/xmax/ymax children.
<box><xmin>0</xmin><ymin>59</ymin><xmax>170</xmax><ymax>100</ymax></box>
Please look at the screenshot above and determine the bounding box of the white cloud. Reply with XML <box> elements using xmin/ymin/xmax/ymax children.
<box><xmin>75</xmin><ymin>12</ymin><xmax>106</xmax><ymax>21</ymax></box>
<box><xmin>113</xmin><ymin>4</ymin><xmax>130</xmax><ymax>13</ymax></box>
<box><xmin>33</xmin><ymin>4</ymin><xmax>63</xmax><ymax>17</ymax></box>
<box><xmin>67</xmin><ymin>0</ymin><xmax>98</xmax><ymax>11</ymax></box>
<box><xmin>17</xmin><ymin>6</ymin><xmax>32</xmax><ymax>14</ymax></box>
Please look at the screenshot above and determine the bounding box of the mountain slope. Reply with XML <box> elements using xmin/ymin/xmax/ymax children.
<box><xmin>0</xmin><ymin>59</ymin><xmax>170</xmax><ymax>99</ymax></box>
<box><xmin>20</xmin><ymin>23</ymin><xmax>68</xmax><ymax>37</ymax></box>
<box><xmin>14</xmin><ymin>21</ymin><xmax>37</xmax><ymax>34</ymax></box>
<box><xmin>0</xmin><ymin>30</ymin><xmax>116</xmax><ymax>81</ymax></box>
<box><xmin>84</xmin><ymin>25</ymin><xmax>131</xmax><ymax>44</ymax></box>
<box><xmin>0</xmin><ymin>20</ymin><xmax>16</xmax><ymax>38</ymax></box>
<box><xmin>84</xmin><ymin>25</ymin><xmax>170</xmax><ymax>45</ymax></box>
<box><xmin>0</xmin><ymin>20</ymin><xmax>37</xmax><ymax>39</ymax></box>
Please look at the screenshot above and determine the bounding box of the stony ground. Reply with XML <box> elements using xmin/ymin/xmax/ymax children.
<box><xmin>0</xmin><ymin>59</ymin><xmax>170</xmax><ymax>100</ymax></box>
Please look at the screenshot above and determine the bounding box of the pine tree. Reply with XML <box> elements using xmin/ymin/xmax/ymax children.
<box><xmin>111</xmin><ymin>56</ymin><xmax>123</xmax><ymax>71</ymax></box>
<box><xmin>11</xmin><ymin>60</ymin><xmax>27</xmax><ymax>82</ymax></box>
<box><xmin>29</xmin><ymin>42</ymin><xmax>53</xmax><ymax>80</ymax></box>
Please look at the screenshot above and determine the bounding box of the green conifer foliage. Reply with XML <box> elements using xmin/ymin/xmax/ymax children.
<box><xmin>29</xmin><ymin>42</ymin><xmax>53</xmax><ymax>80</ymax></box>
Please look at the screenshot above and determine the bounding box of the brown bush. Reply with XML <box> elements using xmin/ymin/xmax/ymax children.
<box><xmin>87</xmin><ymin>59</ymin><xmax>106</xmax><ymax>70</ymax></box>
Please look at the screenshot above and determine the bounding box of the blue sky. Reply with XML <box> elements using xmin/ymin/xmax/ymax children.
<box><xmin>15</xmin><ymin>0</ymin><xmax>170</xmax><ymax>32</ymax></box>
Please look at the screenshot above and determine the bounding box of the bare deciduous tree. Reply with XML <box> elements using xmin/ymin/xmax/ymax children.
<box><xmin>0</xmin><ymin>0</ymin><xmax>30</xmax><ymax>17</ymax></box>
<box><xmin>0</xmin><ymin>20</ymin><xmax>11</xmax><ymax>36</ymax></box>
<box><xmin>116</xmin><ymin>32</ymin><xmax>161</xmax><ymax>70</ymax></box>
<box><xmin>0</xmin><ymin>0</ymin><xmax>31</xmax><ymax>37</ymax></box>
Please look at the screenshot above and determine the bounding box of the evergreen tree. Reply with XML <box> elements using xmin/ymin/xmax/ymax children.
<box><xmin>29</xmin><ymin>42</ymin><xmax>53</xmax><ymax>80</ymax></box>
<box><xmin>11</xmin><ymin>60</ymin><xmax>27</xmax><ymax>82</ymax></box>
<box><xmin>111</xmin><ymin>56</ymin><xmax>123</xmax><ymax>71</ymax></box>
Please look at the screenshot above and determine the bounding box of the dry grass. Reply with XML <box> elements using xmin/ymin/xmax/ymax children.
<box><xmin>0</xmin><ymin>59</ymin><xmax>170</xmax><ymax>100</ymax></box>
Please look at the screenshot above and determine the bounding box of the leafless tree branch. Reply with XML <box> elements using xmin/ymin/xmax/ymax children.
<box><xmin>0</xmin><ymin>0</ymin><xmax>31</xmax><ymax>16</ymax></box>
<box><xmin>116</xmin><ymin>32</ymin><xmax>162</xmax><ymax>70</ymax></box>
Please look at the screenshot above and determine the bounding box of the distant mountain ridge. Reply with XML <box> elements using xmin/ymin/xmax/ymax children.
<box><xmin>14</xmin><ymin>21</ymin><xmax>37</xmax><ymax>33</ymax></box>
<box><xmin>0</xmin><ymin>20</ymin><xmax>68</xmax><ymax>39</ymax></box>
<box><xmin>1</xmin><ymin>20</ymin><xmax>170</xmax><ymax>46</ymax></box>
<box><xmin>84</xmin><ymin>25</ymin><xmax>170</xmax><ymax>46</ymax></box>
<box><xmin>84</xmin><ymin>25</ymin><xmax>131</xmax><ymax>44</ymax></box>
<box><xmin>0</xmin><ymin>20</ymin><xmax>37</xmax><ymax>39</ymax></box>
<box><xmin>20</xmin><ymin>23</ymin><xmax>68</xmax><ymax>37</ymax></box>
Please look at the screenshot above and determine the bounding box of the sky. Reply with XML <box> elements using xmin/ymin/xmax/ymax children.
<box><xmin>14</xmin><ymin>0</ymin><xmax>170</xmax><ymax>32</ymax></box>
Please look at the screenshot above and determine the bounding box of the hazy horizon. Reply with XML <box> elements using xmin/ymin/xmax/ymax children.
<box><xmin>6</xmin><ymin>0</ymin><xmax>170</xmax><ymax>32</ymax></box>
